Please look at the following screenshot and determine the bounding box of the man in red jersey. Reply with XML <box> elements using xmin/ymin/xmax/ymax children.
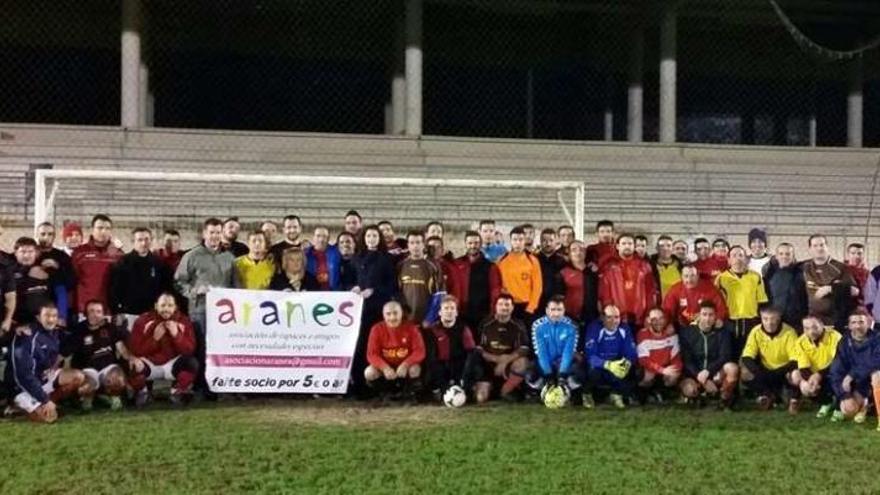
<box><xmin>364</xmin><ymin>301</ymin><xmax>426</xmax><ymax>402</ymax></box>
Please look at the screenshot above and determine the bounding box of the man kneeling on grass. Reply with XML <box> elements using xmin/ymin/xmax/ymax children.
<box><xmin>463</xmin><ymin>294</ymin><xmax>531</xmax><ymax>404</ymax></box>
<box><xmin>61</xmin><ymin>299</ymin><xmax>132</xmax><ymax>411</ymax></box>
<box><xmin>530</xmin><ymin>295</ymin><xmax>580</xmax><ymax>399</ymax></box>
<box><xmin>788</xmin><ymin>314</ymin><xmax>841</xmax><ymax>417</ymax></box>
<box><xmin>365</xmin><ymin>301</ymin><xmax>426</xmax><ymax>403</ymax></box>
<box><xmin>582</xmin><ymin>305</ymin><xmax>638</xmax><ymax>409</ymax></box>
<box><xmin>128</xmin><ymin>293</ymin><xmax>198</xmax><ymax>407</ymax></box>
<box><xmin>740</xmin><ymin>304</ymin><xmax>799</xmax><ymax>412</ymax></box>
<box><xmin>828</xmin><ymin>309</ymin><xmax>880</xmax><ymax>429</ymax></box>
<box><xmin>424</xmin><ymin>296</ymin><xmax>476</xmax><ymax>401</ymax></box>
<box><xmin>635</xmin><ymin>308</ymin><xmax>682</xmax><ymax>404</ymax></box>
<box><xmin>6</xmin><ymin>302</ymin><xmax>88</xmax><ymax>423</ymax></box>
<box><xmin>678</xmin><ymin>301</ymin><xmax>738</xmax><ymax>409</ymax></box>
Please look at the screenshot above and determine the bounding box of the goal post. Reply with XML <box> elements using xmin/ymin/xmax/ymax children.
<box><xmin>34</xmin><ymin>168</ymin><xmax>586</xmax><ymax>239</ymax></box>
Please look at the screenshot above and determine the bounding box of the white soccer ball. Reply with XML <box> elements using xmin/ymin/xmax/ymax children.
<box><xmin>443</xmin><ymin>385</ymin><xmax>467</xmax><ymax>408</ymax></box>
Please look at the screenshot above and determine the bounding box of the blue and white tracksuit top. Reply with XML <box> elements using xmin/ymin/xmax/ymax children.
<box><xmin>532</xmin><ymin>316</ymin><xmax>578</xmax><ymax>376</ymax></box>
<box><xmin>5</xmin><ymin>323</ymin><xmax>59</xmax><ymax>404</ymax></box>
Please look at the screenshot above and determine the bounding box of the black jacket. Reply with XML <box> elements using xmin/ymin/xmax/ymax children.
<box><xmin>679</xmin><ymin>323</ymin><xmax>734</xmax><ymax>378</ymax></box>
<box><xmin>763</xmin><ymin>258</ymin><xmax>808</xmax><ymax>329</ymax></box>
<box><xmin>109</xmin><ymin>251</ymin><xmax>173</xmax><ymax>315</ymax></box>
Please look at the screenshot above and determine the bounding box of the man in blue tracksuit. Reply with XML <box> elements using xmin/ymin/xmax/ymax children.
<box><xmin>828</xmin><ymin>309</ymin><xmax>880</xmax><ymax>427</ymax></box>
<box><xmin>582</xmin><ymin>304</ymin><xmax>639</xmax><ymax>409</ymax></box>
<box><xmin>531</xmin><ymin>295</ymin><xmax>579</xmax><ymax>390</ymax></box>
<box><xmin>6</xmin><ymin>301</ymin><xmax>87</xmax><ymax>423</ymax></box>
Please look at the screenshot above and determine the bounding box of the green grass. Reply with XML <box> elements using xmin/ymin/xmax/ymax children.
<box><xmin>0</xmin><ymin>400</ymin><xmax>877</xmax><ymax>495</ymax></box>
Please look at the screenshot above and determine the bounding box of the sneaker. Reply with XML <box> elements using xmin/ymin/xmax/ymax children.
<box><xmin>787</xmin><ymin>399</ymin><xmax>800</xmax><ymax>415</ymax></box>
<box><xmin>830</xmin><ymin>410</ymin><xmax>845</xmax><ymax>423</ymax></box>
<box><xmin>134</xmin><ymin>389</ymin><xmax>151</xmax><ymax>409</ymax></box>
<box><xmin>582</xmin><ymin>394</ymin><xmax>595</xmax><ymax>409</ymax></box>
<box><xmin>854</xmin><ymin>408</ymin><xmax>868</xmax><ymax>424</ymax></box>
<box><xmin>756</xmin><ymin>395</ymin><xmax>773</xmax><ymax>411</ymax></box>
<box><xmin>610</xmin><ymin>393</ymin><xmax>626</xmax><ymax>410</ymax></box>
<box><xmin>816</xmin><ymin>404</ymin><xmax>833</xmax><ymax>419</ymax></box>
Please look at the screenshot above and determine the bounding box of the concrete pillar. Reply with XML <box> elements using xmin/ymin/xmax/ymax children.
<box><xmin>847</xmin><ymin>57</ymin><xmax>863</xmax><ymax>148</ymax></box>
<box><xmin>627</xmin><ymin>28</ymin><xmax>644</xmax><ymax>142</ymax></box>
<box><xmin>138</xmin><ymin>62</ymin><xmax>152</xmax><ymax>127</ymax></box>
<box><xmin>121</xmin><ymin>0</ymin><xmax>142</xmax><ymax>128</ymax></box>
<box><xmin>659</xmin><ymin>4</ymin><xmax>677</xmax><ymax>143</ymax></box>
<box><xmin>405</xmin><ymin>0</ymin><xmax>423</xmax><ymax>136</ymax></box>
<box><xmin>386</xmin><ymin>14</ymin><xmax>406</xmax><ymax>135</ymax></box>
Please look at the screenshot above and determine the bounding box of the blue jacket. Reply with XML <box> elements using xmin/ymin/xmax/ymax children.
<box><xmin>6</xmin><ymin>323</ymin><xmax>60</xmax><ymax>405</ymax></box>
<box><xmin>532</xmin><ymin>316</ymin><xmax>579</xmax><ymax>376</ymax></box>
<box><xmin>305</xmin><ymin>245</ymin><xmax>341</xmax><ymax>291</ymax></box>
<box><xmin>584</xmin><ymin>319</ymin><xmax>638</xmax><ymax>370</ymax></box>
<box><xmin>829</xmin><ymin>332</ymin><xmax>880</xmax><ymax>397</ymax></box>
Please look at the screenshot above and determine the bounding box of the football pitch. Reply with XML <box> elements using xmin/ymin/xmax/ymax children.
<box><xmin>0</xmin><ymin>400</ymin><xmax>876</xmax><ymax>495</ymax></box>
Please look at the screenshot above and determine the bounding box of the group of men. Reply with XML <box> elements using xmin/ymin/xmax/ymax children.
<box><xmin>0</xmin><ymin>213</ymin><xmax>878</xmax><ymax>433</ymax></box>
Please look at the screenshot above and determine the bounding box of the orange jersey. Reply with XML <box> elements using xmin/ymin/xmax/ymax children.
<box><xmin>493</xmin><ymin>251</ymin><xmax>543</xmax><ymax>313</ymax></box>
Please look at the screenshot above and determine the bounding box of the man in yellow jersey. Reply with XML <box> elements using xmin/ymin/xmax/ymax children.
<box><xmin>650</xmin><ymin>235</ymin><xmax>682</xmax><ymax>300</ymax></box>
<box><xmin>491</xmin><ymin>227</ymin><xmax>542</xmax><ymax>325</ymax></box>
<box><xmin>716</xmin><ymin>245</ymin><xmax>768</xmax><ymax>356</ymax></box>
<box><xmin>234</xmin><ymin>230</ymin><xmax>274</xmax><ymax>290</ymax></box>
<box><xmin>788</xmin><ymin>314</ymin><xmax>841</xmax><ymax>417</ymax></box>
<box><xmin>740</xmin><ymin>304</ymin><xmax>798</xmax><ymax>411</ymax></box>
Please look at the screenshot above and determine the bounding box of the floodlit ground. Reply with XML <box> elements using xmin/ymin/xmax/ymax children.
<box><xmin>0</xmin><ymin>399</ymin><xmax>877</xmax><ymax>495</ymax></box>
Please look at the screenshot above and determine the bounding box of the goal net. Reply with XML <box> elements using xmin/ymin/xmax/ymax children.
<box><xmin>34</xmin><ymin>169</ymin><xmax>585</xmax><ymax>241</ymax></box>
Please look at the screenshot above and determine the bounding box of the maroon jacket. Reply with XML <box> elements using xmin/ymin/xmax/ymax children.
<box><xmin>71</xmin><ymin>237</ymin><xmax>123</xmax><ymax>313</ymax></box>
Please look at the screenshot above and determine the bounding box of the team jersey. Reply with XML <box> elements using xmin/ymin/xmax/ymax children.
<box><xmin>234</xmin><ymin>256</ymin><xmax>275</xmax><ymax>290</ymax></box>
<box><xmin>793</xmin><ymin>328</ymin><xmax>841</xmax><ymax>373</ymax></box>
<box><xmin>583</xmin><ymin>321</ymin><xmax>638</xmax><ymax>370</ymax></box>
<box><xmin>62</xmin><ymin>321</ymin><xmax>126</xmax><ymax>370</ymax></box>
<box><xmin>427</xmin><ymin>321</ymin><xmax>476</xmax><ymax>363</ymax></box>
<box><xmin>715</xmin><ymin>269</ymin><xmax>768</xmax><ymax>319</ymax></box>
<box><xmin>636</xmin><ymin>326</ymin><xmax>683</xmax><ymax>374</ymax></box>
<box><xmin>655</xmin><ymin>261</ymin><xmax>682</xmax><ymax>300</ymax></box>
<box><xmin>397</xmin><ymin>258</ymin><xmax>443</xmax><ymax>323</ymax></box>
<box><xmin>741</xmin><ymin>323</ymin><xmax>798</xmax><ymax>370</ymax></box>
<box><xmin>494</xmin><ymin>251</ymin><xmax>543</xmax><ymax>313</ymax></box>
<box><xmin>366</xmin><ymin>321</ymin><xmax>426</xmax><ymax>369</ymax></box>
<box><xmin>694</xmin><ymin>255</ymin><xmax>729</xmax><ymax>282</ymax></box>
<box><xmin>477</xmin><ymin>317</ymin><xmax>529</xmax><ymax>356</ymax></box>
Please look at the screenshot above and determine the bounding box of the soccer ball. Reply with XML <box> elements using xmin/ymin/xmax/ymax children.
<box><xmin>443</xmin><ymin>385</ymin><xmax>467</xmax><ymax>408</ymax></box>
<box><xmin>542</xmin><ymin>385</ymin><xmax>570</xmax><ymax>409</ymax></box>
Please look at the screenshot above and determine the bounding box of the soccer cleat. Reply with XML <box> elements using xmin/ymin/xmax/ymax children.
<box><xmin>787</xmin><ymin>398</ymin><xmax>800</xmax><ymax>415</ymax></box>
<box><xmin>108</xmin><ymin>396</ymin><xmax>123</xmax><ymax>412</ymax></box>
<box><xmin>816</xmin><ymin>404</ymin><xmax>833</xmax><ymax>419</ymax></box>
<box><xmin>830</xmin><ymin>410</ymin><xmax>845</xmax><ymax>423</ymax></box>
<box><xmin>610</xmin><ymin>393</ymin><xmax>626</xmax><ymax>410</ymax></box>
<box><xmin>876</xmin><ymin>421</ymin><xmax>880</xmax><ymax>432</ymax></box>
<box><xmin>80</xmin><ymin>397</ymin><xmax>93</xmax><ymax>412</ymax></box>
<box><xmin>582</xmin><ymin>394</ymin><xmax>595</xmax><ymax>409</ymax></box>
<box><xmin>756</xmin><ymin>395</ymin><xmax>773</xmax><ymax>411</ymax></box>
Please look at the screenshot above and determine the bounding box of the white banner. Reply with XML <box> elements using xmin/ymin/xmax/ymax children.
<box><xmin>205</xmin><ymin>288</ymin><xmax>363</xmax><ymax>394</ymax></box>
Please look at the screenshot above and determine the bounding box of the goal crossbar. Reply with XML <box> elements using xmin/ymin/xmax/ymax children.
<box><xmin>34</xmin><ymin>169</ymin><xmax>586</xmax><ymax>239</ymax></box>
